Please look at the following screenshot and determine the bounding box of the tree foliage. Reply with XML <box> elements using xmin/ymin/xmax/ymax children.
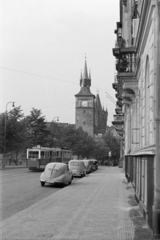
<box><xmin>26</xmin><ymin>108</ymin><xmax>49</xmax><ymax>147</ymax></box>
<box><xmin>0</xmin><ymin>106</ymin><xmax>120</xmax><ymax>164</ymax></box>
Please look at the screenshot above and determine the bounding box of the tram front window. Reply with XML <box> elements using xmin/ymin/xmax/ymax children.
<box><xmin>28</xmin><ymin>151</ymin><xmax>39</xmax><ymax>158</ymax></box>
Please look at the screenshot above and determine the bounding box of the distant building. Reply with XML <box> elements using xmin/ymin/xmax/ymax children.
<box><xmin>75</xmin><ymin>59</ymin><xmax>108</xmax><ymax>137</ymax></box>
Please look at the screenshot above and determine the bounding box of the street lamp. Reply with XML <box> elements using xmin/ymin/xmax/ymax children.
<box><xmin>52</xmin><ymin>117</ymin><xmax>59</xmax><ymax>122</ymax></box>
<box><xmin>108</xmin><ymin>151</ymin><xmax>111</xmax><ymax>166</ymax></box>
<box><xmin>2</xmin><ymin>102</ymin><xmax>15</xmax><ymax>169</ymax></box>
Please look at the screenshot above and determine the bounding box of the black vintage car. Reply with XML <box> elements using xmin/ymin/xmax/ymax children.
<box><xmin>92</xmin><ymin>159</ymin><xmax>99</xmax><ymax>170</ymax></box>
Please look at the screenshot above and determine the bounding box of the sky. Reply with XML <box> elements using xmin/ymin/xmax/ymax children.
<box><xmin>1</xmin><ymin>0</ymin><xmax>119</xmax><ymax>126</ymax></box>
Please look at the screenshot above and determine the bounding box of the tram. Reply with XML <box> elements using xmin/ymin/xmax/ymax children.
<box><xmin>27</xmin><ymin>146</ymin><xmax>72</xmax><ymax>170</ymax></box>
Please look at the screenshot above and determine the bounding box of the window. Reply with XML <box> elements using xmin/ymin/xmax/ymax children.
<box><xmin>70</xmin><ymin>162</ymin><xmax>79</xmax><ymax>166</ymax></box>
<box><xmin>145</xmin><ymin>57</ymin><xmax>150</xmax><ymax>145</ymax></box>
<box><xmin>132</xmin><ymin>19</ymin><xmax>139</xmax><ymax>38</ymax></box>
<box><xmin>29</xmin><ymin>151</ymin><xmax>39</xmax><ymax>158</ymax></box>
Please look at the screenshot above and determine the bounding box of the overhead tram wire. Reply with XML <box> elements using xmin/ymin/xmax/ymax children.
<box><xmin>105</xmin><ymin>93</ymin><xmax>116</xmax><ymax>104</ymax></box>
<box><xmin>1</xmin><ymin>65</ymin><xmax>116</xmax><ymax>106</ymax></box>
<box><xmin>0</xmin><ymin>66</ymin><xmax>77</xmax><ymax>85</ymax></box>
<box><xmin>105</xmin><ymin>92</ymin><xmax>116</xmax><ymax>105</ymax></box>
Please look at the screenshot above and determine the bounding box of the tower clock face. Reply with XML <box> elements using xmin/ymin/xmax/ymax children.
<box><xmin>82</xmin><ymin>101</ymin><xmax>88</xmax><ymax>107</ymax></box>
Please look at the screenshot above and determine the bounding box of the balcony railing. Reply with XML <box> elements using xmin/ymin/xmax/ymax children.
<box><xmin>115</xmin><ymin>37</ymin><xmax>126</xmax><ymax>48</ymax></box>
<box><xmin>115</xmin><ymin>104</ymin><xmax>122</xmax><ymax>114</ymax></box>
<box><xmin>116</xmin><ymin>54</ymin><xmax>137</xmax><ymax>73</ymax></box>
<box><xmin>113</xmin><ymin>114</ymin><xmax>124</xmax><ymax>122</ymax></box>
<box><xmin>112</xmin><ymin>114</ymin><xmax>124</xmax><ymax>128</ymax></box>
<box><xmin>112</xmin><ymin>74</ymin><xmax>118</xmax><ymax>91</ymax></box>
<box><xmin>114</xmin><ymin>74</ymin><xmax>118</xmax><ymax>83</ymax></box>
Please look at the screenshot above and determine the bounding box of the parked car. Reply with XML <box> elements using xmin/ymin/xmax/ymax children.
<box><xmin>92</xmin><ymin>159</ymin><xmax>99</xmax><ymax>170</ymax></box>
<box><xmin>82</xmin><ymin>160</ymin><xmax>93</xmax><ymax>174</ymax></box>
<box><xmin>89</xmin><ymin>160</ymin><xmax>96</xmax><ymax>171</ymax></box>
<box><xmin>68</xmin><ymin>160</ymin><xmax>86</xmax><ymax>177</ymax></box>
<box><xmin>39</xmin><ymin>162</ymin><xmax>73</xmax><ymax>187</ymax></box>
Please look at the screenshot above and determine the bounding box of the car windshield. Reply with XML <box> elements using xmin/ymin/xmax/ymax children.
<box><xmin>70</xmin><ymin>162</ymin><xmax>79</xmax><ymax>166</ymax></box>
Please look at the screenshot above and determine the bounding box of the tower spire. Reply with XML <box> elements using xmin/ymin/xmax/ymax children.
<box><xmin>83</xmin><ymin>55</ymin><xmax>89</xmax><ymax>79</ymax></box>
<box><xmin>80</xmin><ymin>70</ymin><xmax>83</xmax><ymax>79</ymax></box>
<box><xmin>80</xmin><ymin>70</ymin><xmax>83</xmax><ymax>86</ymax></box>
<box><xmin>89</xmin><ymin>69</ymin><xmax>91</xmax><ymax>79</ymax></box>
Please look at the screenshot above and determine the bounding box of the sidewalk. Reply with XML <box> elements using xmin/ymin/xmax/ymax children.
<box><xmin>0</xmin><ymin>167</ymin><xmax>153</xmax><ymax>240</ymax></box>
<box><xmin>0</xmin><ymin>164</ymin><xmax>27</xmax><ymax>170</ymax></box>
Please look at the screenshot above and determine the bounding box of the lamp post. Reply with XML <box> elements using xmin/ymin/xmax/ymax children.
<box><xmin>52</xmin><ymin>117</ymin><xmax>59</xmax><ymax>122</ymax></box>
<box><xmin>2</xmin><ymin>102</ymin><xmax>15</xmax><ymax>169</ymax></box>
<box><xmin>108</xmin><ymin>151</ymin><xmax>111</xmax><ymax>166</ymax></box>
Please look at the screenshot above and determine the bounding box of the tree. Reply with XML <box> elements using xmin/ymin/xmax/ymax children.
<box><xmin>93</xmin><ymin>138</ymin><xmax>109</xmax><ymax>163</ymax></box>
<box><xmin>26</xmin><ymin>108</ymin><xmax>49</xmax><ymax>147</ymax></box>
<box><xmin>1</xmin><ymin>106</ymin><xmax>27</xmax><ymax>163</ymax></box>
<box><xmin>0</xmin><ymin>113</ymin><xmax>5</xmax><ymax>154</ymax></box>
<box><xmin>103</xmin><ymin>129</ymin><xmax>120</xmax><ymax>164</ymax></box>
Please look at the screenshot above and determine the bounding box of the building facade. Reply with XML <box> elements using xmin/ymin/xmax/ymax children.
<box><xmin>75</xmin><ymin>59</ymin><xmax>108</xmax><ymax>137</ymax></box>
<box><xmin>112</xmin><ymin>0</ymin><xmax>160</xmax><ymax>237</ymax></box>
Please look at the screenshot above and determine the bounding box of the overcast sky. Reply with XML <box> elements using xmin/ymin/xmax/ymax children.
<box><xmin>1</xmin><ymin>0</ymin><xmax>119</xmax><ymax>126</ymax></box>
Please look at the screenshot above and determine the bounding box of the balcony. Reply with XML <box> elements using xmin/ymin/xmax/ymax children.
<box><xmin>116</xmin><ymin>53</ymin><xmax>137</xmax><ymax>73</ymax></box>
<box><xmin>114</xmin><ymin>37</ymin><xmax>126</xmax><ymax>50</ymax></box>
<box><xmin>112</xmin><ymin>114</ymin><xmax>124</xmax><ymax>126</ymax></box>
<box><xmin>114</xmin><ymin>114</ymin><xmax>124</xmax><ymax>121</ymax></box>
<box><xmin>115</xmin><ymin>104</ymin><xmax>122</xmax><ymax>114</ymax></box>
<box><xmin>113</xmin><ymin>44</ymin><xmax>135</xmax><ymax>57</ymax></box>
<box><xmin>112</xmin><ymin>83</ymin><xmax>118</xmax><ymax>91</ymax></box>
<box><xmin>117</xmin><ymin>99</ymin><xmax>122</xmax><ymax>108</ymax></box>
<box><xmin>112</xmin><ymin>74</ymin><xmax>118</xmax><ymax>91</ymax></box>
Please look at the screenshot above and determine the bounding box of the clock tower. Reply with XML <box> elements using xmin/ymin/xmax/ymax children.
<box><xmin>75</xmin><ymin>59</ymin><xmax>95</xmax><ymax>137</ymax></box>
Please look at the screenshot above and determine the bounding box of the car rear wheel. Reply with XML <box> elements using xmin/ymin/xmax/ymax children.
<box><xmin>41</xmin><ymin>181</ymin><xmax>45</xmax><ymax>187</ymax></box>
<box><xmin>68</xmin><ymin>178</ymin><xmax>72</xmax><ymax>185</ymax></box>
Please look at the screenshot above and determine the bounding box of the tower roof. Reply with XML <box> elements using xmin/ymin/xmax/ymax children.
<box><xmin>75</xmin><ymin>86</ymin><xmax>95</xmax><ymax>97</ymax></box>
<box><xmin>75</xmin><ymin>57</ymin><xmax>95</xmax><ymax>97</ymax></box>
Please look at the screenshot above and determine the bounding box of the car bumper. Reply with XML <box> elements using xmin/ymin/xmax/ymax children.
<box><xmin>39</xmin><ymin>176</ymin><xmax>64</xmax><ymax>184</ymax></box>
<box><xmin>71</xmin><ymin>171</ymin><xmax>81</xmax><ymax>176</ymax></box>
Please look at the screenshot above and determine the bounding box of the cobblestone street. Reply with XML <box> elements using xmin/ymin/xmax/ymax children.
<box><xmin>1</xmin><ymin>167</ymin><xmax>153</xmax><ymax>240</ymax></box>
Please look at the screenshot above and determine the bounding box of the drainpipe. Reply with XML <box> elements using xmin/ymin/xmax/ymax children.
<box><xmin>152</xmin><ymin>0</ymin><xmax>160</xmax><ymax>238</ymax></box>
